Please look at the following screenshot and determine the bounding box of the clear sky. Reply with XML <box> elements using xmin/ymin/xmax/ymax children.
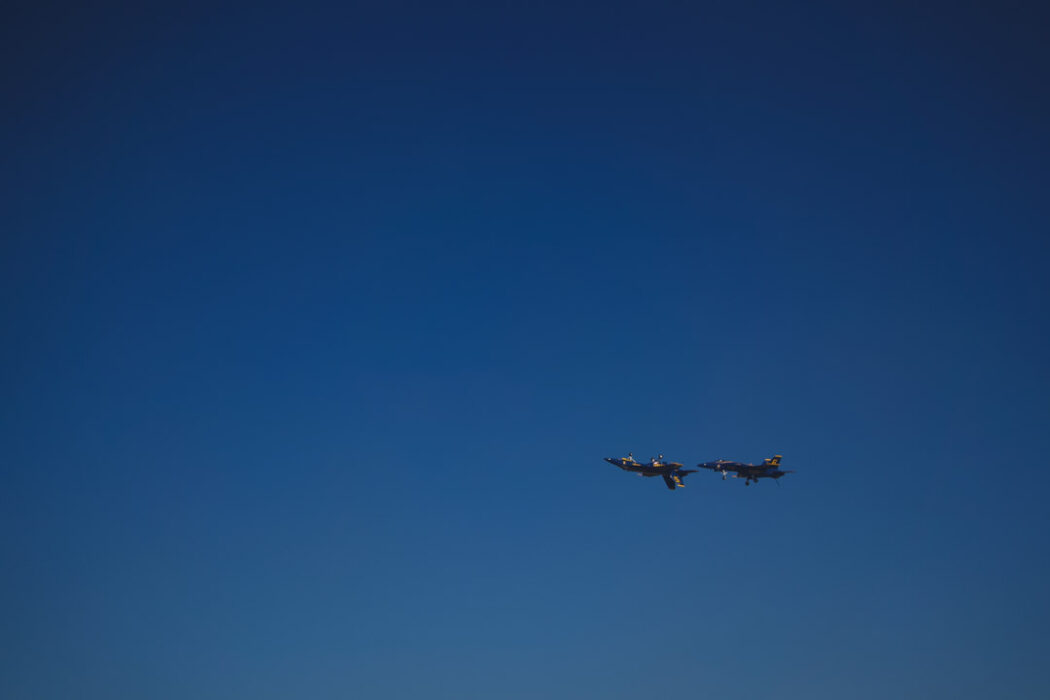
<box><xmin>3</xmin><ymin>2</ymin><xmax>1049</xmax><ymax>698</ymax></box>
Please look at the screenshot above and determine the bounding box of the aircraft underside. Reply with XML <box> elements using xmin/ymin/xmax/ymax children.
<box><xmin>633</xmin><ymin>468</ymin><xmax>689</xmax><ymax>489</ymax></box>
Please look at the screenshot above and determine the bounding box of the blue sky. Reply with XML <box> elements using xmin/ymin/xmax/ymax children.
<box><xmin>3</xmin><ymin>2</ymin><xmax>1049</xmax><ymax>698</ymax></box>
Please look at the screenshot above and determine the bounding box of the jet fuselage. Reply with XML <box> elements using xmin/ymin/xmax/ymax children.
<box><xmin>604</xmin><ymin>457</ymin><xmax>697</xmax><ymax>490</ymax></box>
<box><xmin>697</xmin><ymin>456</ymin><xmax>792</xmax><ymax>484</ymax></box>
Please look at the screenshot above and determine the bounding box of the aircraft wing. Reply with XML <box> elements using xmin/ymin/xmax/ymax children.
<box><xmin>661</xmin><ymin>475</ymin><xmax>677</xmax><ymax>490</ymax></box>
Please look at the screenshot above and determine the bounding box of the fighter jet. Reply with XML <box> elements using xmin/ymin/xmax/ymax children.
<box><xmin>604</xmin><ymin>453</ymin><xmax>698</xmax><ymax>490</ymax></box>
<box><xmin>697</xmin><ymin>455</ymin><xmax>793</xmax><ymax>485</ymax></box>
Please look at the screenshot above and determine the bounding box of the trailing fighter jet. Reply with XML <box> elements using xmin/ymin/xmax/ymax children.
<box><xmin>697</xmin><ymin>455</ymin><xmax>793</xmax><ymax>486</ymax></box>
<box><xmin>604</xmin><ymin>453</ymin><xmax>698</xmax><ymax>490</ymax></box>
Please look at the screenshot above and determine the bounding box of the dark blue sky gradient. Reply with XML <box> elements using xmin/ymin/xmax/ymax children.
<box><xmin>3</xmin><ymin>2</ymin><xmax>1049</xmax><ymax>698</ymax></box>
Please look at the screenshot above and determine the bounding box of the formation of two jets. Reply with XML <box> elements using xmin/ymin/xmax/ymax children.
<box><xmin>604</xmin><ymin>453</ymin><xmax>793</xmax><ymax>491</ymax></box>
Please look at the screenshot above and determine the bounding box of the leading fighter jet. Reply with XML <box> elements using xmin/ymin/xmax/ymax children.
<box><xmin>697</xmin><ymin>455</ymin><xmax>793</xmax><ymax>485</ymax></box>
<box><xmin>604</xmin><ymin>453</ymin><xmax>698</xmax><ymax>490</ymax></box>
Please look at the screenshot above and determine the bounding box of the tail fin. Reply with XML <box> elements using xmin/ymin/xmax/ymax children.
<box><xmin>665</xmin><ymin>469</ymin><xmax>697</xmax><ymax>490</ymax></box>
<box><xmin>767</xmin><ymin>455</ymin><xmax>782</xmax><ymax>466</ymax></box>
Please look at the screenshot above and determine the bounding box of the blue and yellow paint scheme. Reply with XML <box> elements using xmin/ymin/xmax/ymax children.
<box><xmin>604</xmin><ymin>454</ymin><xmax>698</xmax><ymax>491</ymax></box>
<box><xmin>696</xmin><ymin>455</ymin><xmax>793</xmax><ymax>485</ymax></box>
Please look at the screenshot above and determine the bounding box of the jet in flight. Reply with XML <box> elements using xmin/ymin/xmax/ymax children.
<box><xmin>604</xmin><ymin>453</ymin><xmax>698</xmax><ymax>490</ymax></box>
<box><xmin>697</xmin><ymin>455</ymin><xmax>793</xmax><ymax>485</ymax></box>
